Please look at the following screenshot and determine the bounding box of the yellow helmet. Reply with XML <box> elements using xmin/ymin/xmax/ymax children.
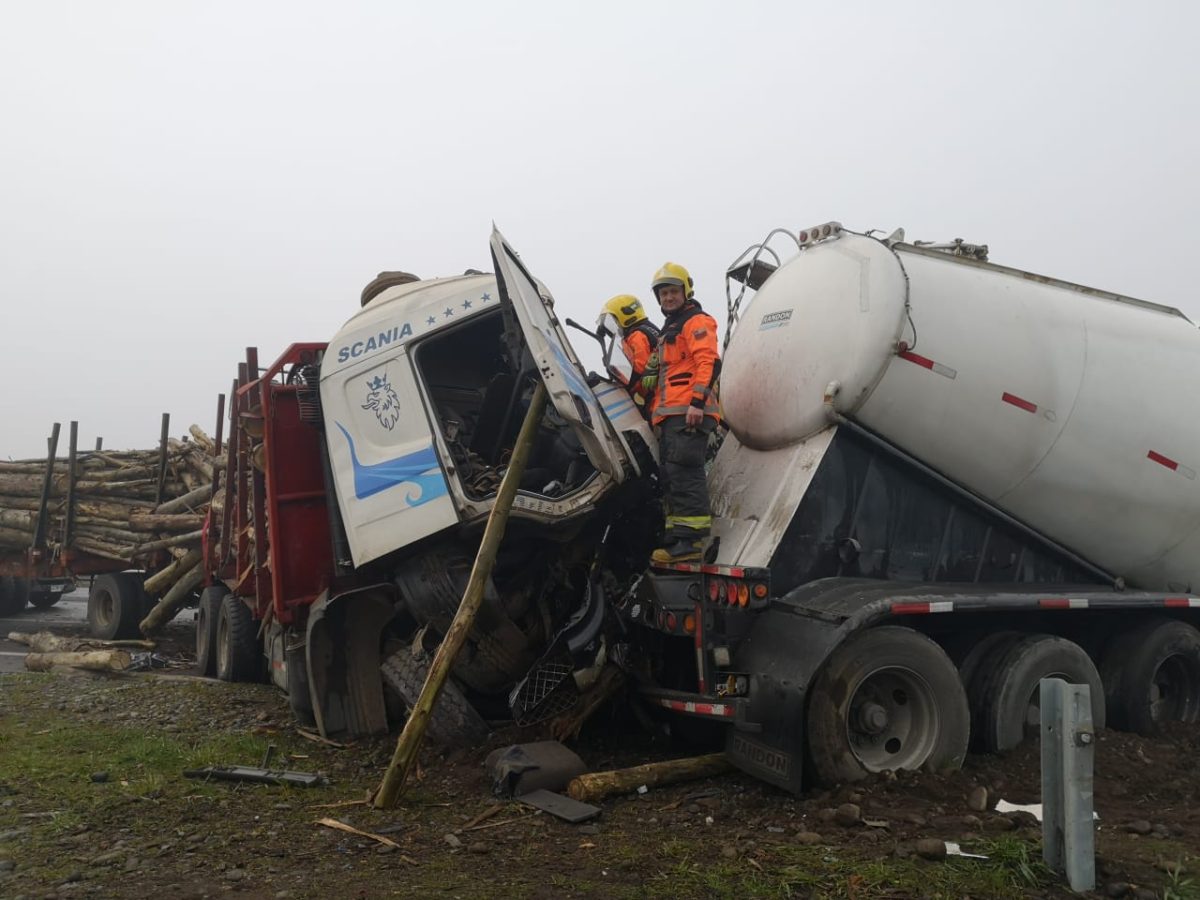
<box><xmin>602</xmin><ymin>294</ymin><xmax>647</xmax><ymax>329</ymax></box>
<box><xmin>651</xmin><ymin>262</ymin><xmax>694</xmax><ymax>300</ymax></box>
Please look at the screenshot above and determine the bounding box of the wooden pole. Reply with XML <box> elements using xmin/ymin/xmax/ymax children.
<box><xmin>64</xmin><ymin>422</ymin><xmax>79</xmax><ymax>548</ymax></box>
<box><xmin>373</xmin><ymin>383</ymin><xmax>547</xmax><ymax>809</ymax></box>
<box><xmin>566</xmin><ymin>753</ymin><xmax>733</xmax><ymax>804</ymax></box>
<box><xmin>33</xmin><ymin>423</ymin><xmax>61</xmax><ymax>550</ymax></box>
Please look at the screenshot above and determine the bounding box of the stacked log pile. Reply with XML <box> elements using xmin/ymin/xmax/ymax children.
<box><xmin>0</xmin><ymin>425</ymin><xmax>222</xmax><ymax>630</ymax></box>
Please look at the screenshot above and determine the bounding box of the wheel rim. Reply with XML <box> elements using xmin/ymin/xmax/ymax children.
<box><xmin>1149</xmin><ymin>655</ymin><xmax>1200</xmax><ymax>724</ymax></box>
<box><xmin>95</xmin><ymin>589</ymin><xmax>115</xmax><ymax>628</ymax></box>
<box><xmin>844</xmin><ymin>666</ymin><xmax>941</xmax><ymax>771</ymax></box>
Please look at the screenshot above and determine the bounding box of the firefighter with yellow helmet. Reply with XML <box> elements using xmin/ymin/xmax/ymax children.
<box><xmin>647</xmin><ymin>262</ymin><xmax>721</xmax><ymax>564</ymax></box>
<box><xmin>600</xmin><ymin>294</ymin><xmax>661</xmax><ymax>411</ymax></box>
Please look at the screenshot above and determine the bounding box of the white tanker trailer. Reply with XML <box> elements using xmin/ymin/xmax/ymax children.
<box><xmin>628</xmin><ymin>223</ymin><xmax>1200</xmax><ymax>793</ymax></box>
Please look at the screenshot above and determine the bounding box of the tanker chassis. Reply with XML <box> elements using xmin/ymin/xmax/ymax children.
<box><xmin>628</xmin><ymin>222</ymin><xmax>1200</xmax><ymax>793</ymax></box>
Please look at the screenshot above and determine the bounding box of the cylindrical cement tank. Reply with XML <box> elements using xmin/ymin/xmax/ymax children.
<box><xmin>721</xmin><ymin>231</ymin><xmax>1200</xmax><ymax>592</ymax></box>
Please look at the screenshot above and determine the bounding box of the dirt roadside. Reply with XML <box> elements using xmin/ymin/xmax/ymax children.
<box><xmin>1</xmin><ymin>645</ymin><xmax>1197</xmax><ymax>899</ymax></box>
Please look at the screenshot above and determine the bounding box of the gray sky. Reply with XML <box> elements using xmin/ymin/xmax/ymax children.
<box><xmin>2</xmin><ymin>1</ymin><xmax>1197</xmax><ymax>459</ymax></box>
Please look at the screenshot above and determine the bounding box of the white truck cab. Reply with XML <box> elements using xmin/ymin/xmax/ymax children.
<box><xmin>320</xmin><ymin>228</ymin><xmax>656</xmax><ymax>567</ymax></box>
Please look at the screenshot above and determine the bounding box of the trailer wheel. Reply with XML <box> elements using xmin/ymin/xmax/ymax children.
<box><xmin>216</xmin><ymin>594</ymin><xmax>259</xmax><ymax>683</ymax></box>
<box><xmin>958</xmin><ymin>630</ymin><xmax>1024</xmax><ymax>751</ymax></box>
<box><xmin>381</xmin><ymin>640</ymin><xmax>489</xmax><ymax>746</ymax></box>
<box><xmin>1101</xmin><ymin>618</ymin><xmax>1200</xmax><ymax>735</ymax></box>
<box><xmin>87</xmin><ymin>574</ymin><xmax>142</xmax><ymax>639</ymax></box>
<box><xmin>195</xmin><ymin>586</ymin><xmax>225</xmax><ymax>677</ymax></box>
<box><xmin>974</xmin><ymin>634</ymin><xmax>1105</xmax><ymax>752</ymax></box>
<box><xmin>0</xmin><ymin>576</ymin><xmax>25</xmax><ymax>616</ymax></box>
<box><xmin>806</xmin><ymin>626</ymin><xmax>969</xmax><ymax>784</ymax></box>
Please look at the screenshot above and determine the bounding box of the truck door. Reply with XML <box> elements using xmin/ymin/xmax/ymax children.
<box><xmin>490</xmin><ymin>228</ymin><xmax>630</xmax><ymax>480</ymax></box>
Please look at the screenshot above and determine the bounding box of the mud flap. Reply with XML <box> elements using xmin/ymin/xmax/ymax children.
<box><xmin>306</xmin><ymin>583</ymin><xmax>397</xmax><ymax>739</ymax></box>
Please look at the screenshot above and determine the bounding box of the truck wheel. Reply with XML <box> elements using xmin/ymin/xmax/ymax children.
<box><xmin>87</xmin><ymin>574</ymin><xmax>142</xmax><ymax>640</ymax></box>
<box><xmin>974</xmin><ymin>634</ymin><xmax>1105</xmax><ymax>752</ymax></box>
<box><xmin>381</xmin><ymin>641</ymin><xmax>489</xmax><ymax>746</ymax></box>
<box><xmin>195</xmin><ymin>586</ymin><xmax>225</xmax><ymax>677</ymax></box>
<box><xmin>959</xmin><ymin>630</ymin><xmax>1024</xmax><ymax>751</ymax></box>
<box><xmin>1101</xmin><ymin>618</ymin><xmax>1200</xmax><ymax>735</ymax></box>
<box><xmin>806</xmin><ymin>626</ymin><xmax>969</xmax><ymax>784</ymax></box>
<box><xmin>0</xmin><ymin>576</ymin><xmax>24</xmax><ymax>616</ymax></box>
<box><xmin>216</xmin><ymin>594</ymin><xmax>259</xmax><ymax>683</ymax></box>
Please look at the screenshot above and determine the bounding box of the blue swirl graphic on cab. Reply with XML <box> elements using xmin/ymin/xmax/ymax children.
<box><xmin>334</xmin><ymin>422</ymin><xmax>448</xmax><ymax>504</ymax></box>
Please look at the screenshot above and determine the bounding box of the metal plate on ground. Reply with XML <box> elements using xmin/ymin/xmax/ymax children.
<box><xmin>517</xmin><ymin>789</ymin><xmax>601</xmax><ymax>823</ymax></box>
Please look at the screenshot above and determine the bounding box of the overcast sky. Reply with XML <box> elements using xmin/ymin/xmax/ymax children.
<box><xmin>2</xmin><ymin>1</ymin><xmax>1197</xmax><ymax>459</ymax></box>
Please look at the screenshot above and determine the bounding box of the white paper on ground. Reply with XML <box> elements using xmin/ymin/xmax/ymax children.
<box><xmin>945</xmin><ymin>842</ymin><xmax>989</xmax><ymax>860</ymax></box>
<box><xmin>995</xmin><ymin>799</ymin><xmax>1100</xmax><ymax>822</ymax></box>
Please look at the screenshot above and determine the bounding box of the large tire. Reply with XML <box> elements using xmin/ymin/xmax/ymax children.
<box><xmin>0</xmin><ymin>576</ymin><xmax>24</xmax><ymax>616</ymax></box>
<box><xmin>806</xmin><ymin>626</ymin><xmax>970</xmax><ymax>784</ymax></box>
<box><xmin>87</xmin><ymin>573</ymin><xmax>142</xmax><ymax>639</ymax></box>
<box><xmin>216</xmin><ymin>594</ymin><xmax>259</xmax><ymax>683</ymax></box>
<box><xmin>195</xmin><ymin>586</ymin><xmax>225</xmax><ymax>677</ymax></box>
<box><xmin>1101</xmin><ymin>618</ymin><xmax>1200</xmax><ymax>735</ymax></box>
<box><xmin>960</xmin><ymin>630</ymin><xmax>1025</xmax><ymax>751</ymax></box>
<box><xmin>974</xmin><ymin>634</ymin><xmax>1105</xmax><ymax>753</ymax></box>
<box><xmin>381</xmin><ymin>641</ymin><xmax>489</xmax><ymax>746</ymax></box>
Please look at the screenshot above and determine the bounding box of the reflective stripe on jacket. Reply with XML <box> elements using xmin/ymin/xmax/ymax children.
<box><xmin>652</xmin><ymin>303</ymin><xmax>721</xmax><ymax>425</ymax></box>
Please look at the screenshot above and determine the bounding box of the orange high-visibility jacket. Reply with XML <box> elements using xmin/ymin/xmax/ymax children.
<box><xmin>652</xmin><ymin>303</ymin><xmax>721</xmax><ymax>425</ymax></box>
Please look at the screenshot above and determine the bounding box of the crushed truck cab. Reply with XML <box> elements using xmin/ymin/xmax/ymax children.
<box><xmin>205</xmin><ymin>227</ymin><xmax>660</xmax><ymax>744</ymax></box>
<box><xmin>321</xmin><ymin>229</ymin><xmax>655</xmax><ymax>566</ymax></box>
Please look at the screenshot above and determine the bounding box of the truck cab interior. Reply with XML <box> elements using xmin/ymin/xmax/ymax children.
<box><xmin>411</xmin><ymin>306</ymin><xmax>595</xmax><ymax>501</ymax></box>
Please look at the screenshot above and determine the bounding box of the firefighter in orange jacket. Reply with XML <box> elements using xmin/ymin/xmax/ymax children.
<box><xmin>646</xmin><ymin>263</ymin><xmax>721</xmax><ymax>564</ymax></box>
<box><xmin>600</xmin><ymin>294</ymin><xmax>661</xmax><ymax>412</ymax></box>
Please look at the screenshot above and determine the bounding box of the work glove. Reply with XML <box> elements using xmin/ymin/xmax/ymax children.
<box><xmin>639</xmin><ymin>353</ymin><xmax>660</xmax><ymax>395</ymax></box>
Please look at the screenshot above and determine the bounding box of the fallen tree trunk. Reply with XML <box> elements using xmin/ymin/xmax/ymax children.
<box><xmin>25</xmin><ymin>649</ymin><xmax>132</xmax><ymax>672</ymax></box>
<box><xmin>566</xmin><ymin>753</ymin><xmax>732</xmax><ymax>804</ymax></box>
<box><xmin>139</xmin><ymin>560</ymin><xmax>204</xmax><ymax>637</ymax></box>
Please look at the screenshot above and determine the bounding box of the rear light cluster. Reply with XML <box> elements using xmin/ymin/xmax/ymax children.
<box><xmin>798</xmin><ymin>221</ymin><xmax>843</xmax><ymax>245</ymax></box>
<box><xmin>655</xmin><ymin>610</ymin><xmax>698</xmax><ymax>634</ymax></box>
<box><xmin>706</xmin><ymin>577</ymin><xmax>768</xmax><ymax>607</ymax></box>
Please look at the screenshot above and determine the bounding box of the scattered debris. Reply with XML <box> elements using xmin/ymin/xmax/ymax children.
<box><xmin>485</xmin><ymin>741</ymin><xmax>587</xmax><ymax>798</ymax></box>
<box><xmin>296</xmin><ymin>728</ymin><xmax>348</xmax><ymax>749</ymax></box>
<box><xmin>995</xmin><ymin>799</ymin><xmax>1100</xmax><ymax>822</ymax></box>
<box><xmin>457</xmin><ymin>804</ymin><xmax>504</xmax><ymax>833</ymax></box>
<box><xmin>315</xmin><ymin>818</ymin><xmax>417</xmax><ymax>864</ymax></box>
<box><xmin>517</xmin><ymin>789</ymin><xmax>601</xmax><ymax>824</ymax></box>
<box><xmin>25</xmin><ymin>650</ymin><xmax>131</xmax><ymax>673</ymax></box>
<box><xmin>7</xmin><ymin>631</ymin><xmax>155</xmax><ymax>653</ymax></box>
<box><xmin>183</xmin><ymin>765</ymin><xmax>326</xmax><ymax>788</ymax></box>
<box><xmin>945</xmin><ymin>842</ymin><xmax>988</xmax><ymax>860</ymax></box>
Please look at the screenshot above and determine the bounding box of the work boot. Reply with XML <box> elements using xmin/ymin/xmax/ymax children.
<box><xmin>651</xmin><ymin>538</ymin><xmax>703</xmax><ymax>564</ymax></box>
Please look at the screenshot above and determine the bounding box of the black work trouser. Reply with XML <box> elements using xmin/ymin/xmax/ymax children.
<box><xmin>656</xmin><ymin>415</ymin><xmax>716</xmax><ymax>540</ymax></box>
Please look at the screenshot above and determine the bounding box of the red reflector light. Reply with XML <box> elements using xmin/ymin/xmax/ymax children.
<box><xmin>724</xmin><ymin>580</ymin><xmax>737</xmax><ymax>605</ymax></box>
<box><xmin>752</xmin><ymin>583</ymin><xmax>768</xmax><ymax>599</ymax></box>
<box><xmin>708</xmin><ymin>580</ymin><xmax>720</xmax><ymax>602</ymax></box>
<box><xmin>666</xmin><ymin>612</ymin><xmax>678</xmax><ymax>631</ymax></box>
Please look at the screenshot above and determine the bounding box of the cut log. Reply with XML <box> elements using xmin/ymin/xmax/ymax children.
<box><xmin>154</xmin><ymin>485</ymin><xmax>211</xmax><ymax>515</ymax></box>
<box><xmin>25</xmin><ymin>649</ymin><xmax>132</xmax><ymax>672</ymax></box>
<box><xmin>72</xmin><ymin>537</ymin><xmax>134</xmax><ymax>563</ymax></box>
<box><xmin>142</xmin><ymin>548</ymin><xmax>203</xmax><ymax>596</ymax></box>
<box><xmin>7</xmin><ymin>631</ymin><xmax>155</xmax><ymax>652</ymax></box>
<box><xmin>139</xmin><ymin>560</ymin><xmax>204</xmax><ymax>636</ymax></box>
<box><xmin>0</xmin><ymin>525</ymin><xmax>34</xmax><ymax>548</ymax></box>
<box><xmin>132</xmin><ymin>530</ymin><xmax>203</xmax><ymax>556</ymax></box>
<box><xmin>0</xmin><ymin>509</ymin><xmax>35</xmax><ymax>530</ymax></box>
<box><xmin>566</xmin><ymin>753</ymin><xmax>732</xmax><ymax>804</ymax></box>
<box><xmin>188</xmin><ymin>425</ymin><xmax>216</xmax><ymax>455</ymax></box>
<box><xmin>128</xmin><ymin>512</ymin><xmax>205</xmax><ymax>532</ymax></box>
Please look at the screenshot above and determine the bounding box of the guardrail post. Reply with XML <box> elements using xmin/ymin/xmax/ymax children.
<box><xmin>1041</xmin><ymin>677</ymin><xmax>1095</xmax><ymax>893</ymax></box>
